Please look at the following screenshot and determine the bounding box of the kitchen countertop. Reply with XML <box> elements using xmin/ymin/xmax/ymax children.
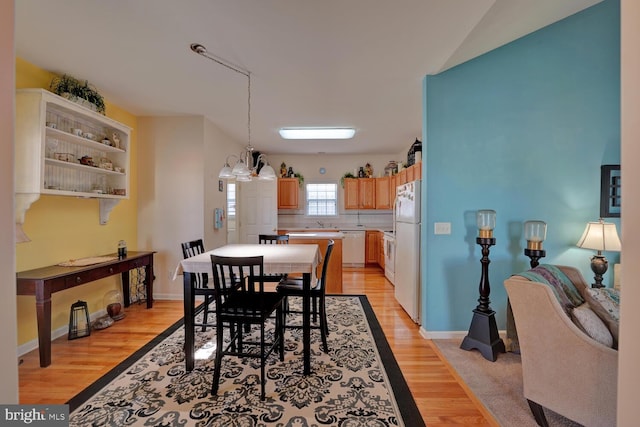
<box><xmin>282</xmin><ymin>225</ymin><xmax>392</xmax><ymax>233</ymax></box>
<box><xmin>286</xmin><ymin>231</ymin><xmax>345</xmax><ymax>240</ymax></box>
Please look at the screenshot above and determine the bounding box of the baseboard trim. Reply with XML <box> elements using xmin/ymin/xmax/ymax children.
<box><xmin>420</xmin><ymin>329</ymin><xmax>507</xmax><ymax>340</ymax></box>
<box><xmin>421</xmin><ymin>330</ymin><xmax>467</xmax><ymax>340</ymax></box>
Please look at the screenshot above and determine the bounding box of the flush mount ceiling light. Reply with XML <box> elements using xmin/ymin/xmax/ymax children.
<box><xmin>279</xmin><ymin>128</ymin><xmax>356</xmax><ymax>140</ymax></box>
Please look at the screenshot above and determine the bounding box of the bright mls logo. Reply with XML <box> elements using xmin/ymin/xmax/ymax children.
<box><xmin>1</xmin><ymin>405</ymin><xmax>68</xmax><ymax>426</ymax></box>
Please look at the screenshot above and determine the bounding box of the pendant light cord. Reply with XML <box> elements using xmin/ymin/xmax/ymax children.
<box><xmin>190</xmin><ymin>43</ymin><xmax>252</xmax><ymax>148</ymax></box>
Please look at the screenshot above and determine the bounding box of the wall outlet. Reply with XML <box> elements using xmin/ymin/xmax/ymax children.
<box><xmin>434</xmin><ymin>222</ymin><xmax>451</xmax><ymax>235</ymax></box>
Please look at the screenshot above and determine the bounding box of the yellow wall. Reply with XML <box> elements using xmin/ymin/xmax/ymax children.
<box><xmin>15</xmin><ymin>58</ymin><xmax>139</xmax><ymax>345</ymax></box>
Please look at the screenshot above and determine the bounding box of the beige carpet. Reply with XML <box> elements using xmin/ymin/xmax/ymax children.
<box><xmin>433</xmin><ymin>339</ymin><xmax>582</xmax><ymax>427</ymax></box>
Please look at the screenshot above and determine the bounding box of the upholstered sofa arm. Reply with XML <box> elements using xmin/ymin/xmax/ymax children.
<box><xmin>504</xmin><ymin>276</ymin><xmax>617</xmax><ymax>427</ymax></box>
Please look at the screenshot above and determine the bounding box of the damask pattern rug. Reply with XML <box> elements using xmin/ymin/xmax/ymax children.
<box><xmin>67</xmin><ymin>295</ymin><xmax>425</xmax><ymax>426</ymax></box>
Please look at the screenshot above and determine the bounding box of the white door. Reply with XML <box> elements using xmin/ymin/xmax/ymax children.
<box><xmin>237</xmin><ymin>179</ymin><xmax>277</xmax><ymax>243</ymax></box>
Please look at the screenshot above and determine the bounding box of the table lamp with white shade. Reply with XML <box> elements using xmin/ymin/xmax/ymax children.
<box><xmin>576</xmin><ymin>218</ymin><xmax>621</xmax><ymax>288</ymax></box>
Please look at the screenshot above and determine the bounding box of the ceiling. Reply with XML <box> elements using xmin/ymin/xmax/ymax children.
<box><xmin>15</xmin><ymin>0</ymin><xmax>602</xmax><ymax>155</ymax></box>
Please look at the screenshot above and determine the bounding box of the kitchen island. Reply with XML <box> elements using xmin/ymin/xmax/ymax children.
<box><xmin>285</xmin><ymin>232</ymin><xmax>343</xmax><ymax>294</ymax></box>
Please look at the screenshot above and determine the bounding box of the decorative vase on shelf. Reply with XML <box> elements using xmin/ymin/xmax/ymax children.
<box><xmin>384</xmin><ymin>160</ymin><xmax>398</xmax><ymax>176</ymax></box>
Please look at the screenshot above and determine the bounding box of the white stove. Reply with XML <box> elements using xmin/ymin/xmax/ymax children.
<box><xmin>383</xmin><ymin>231</ymin><xmax>396</xmax><ymax>284</ymax></box>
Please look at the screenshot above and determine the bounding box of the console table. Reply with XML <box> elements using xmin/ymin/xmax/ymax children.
<box><xmin>17</xmin><ymin>251</ymin><xmax>155</xmax><ymax>367</ymax></box>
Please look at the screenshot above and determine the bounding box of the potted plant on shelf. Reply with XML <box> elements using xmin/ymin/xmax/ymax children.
<box><xmin>340</xmin><ymin>172</ymin><xmax>355</xmax><ymax>187</ymax></box>
<box><xmin>49</xmin><ymin>74</ymin><xmax>106</xmax><ymax>114</ymax></box>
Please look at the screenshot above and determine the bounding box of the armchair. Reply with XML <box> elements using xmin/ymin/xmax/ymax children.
<box><xmin>504</xmin><ymin>265</ymin><xmax>617</xmax><ymax>427</ymax></box>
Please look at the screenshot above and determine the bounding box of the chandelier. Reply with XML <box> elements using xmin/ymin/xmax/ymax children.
<box><xmin>190</xmin><ymin>43</ymin><xmax>275</xmax><ymax>181</ymax></box>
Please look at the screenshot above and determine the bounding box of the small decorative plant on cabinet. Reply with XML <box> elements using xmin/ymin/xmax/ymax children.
<box><xmin>49</xmin><ymin>74</ymin><xmax>106</xmax><ymax>114</ymax></box>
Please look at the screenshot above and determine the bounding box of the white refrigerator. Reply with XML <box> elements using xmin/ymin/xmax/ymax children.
<box><xmin>394</xmin><ymin>180</ymin><xmax>421</xmax><ymax>324</ymax></box>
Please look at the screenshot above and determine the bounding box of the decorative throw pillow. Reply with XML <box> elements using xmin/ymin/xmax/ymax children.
<box><xmin>583</xmin><ymin>287</ymin><xmax>620</xmax><ymax>349</ymax></box>
<box><xmin>570</xmin><ymin>303</ymin><xmax>614</xmax><ymax>348</ymax></box>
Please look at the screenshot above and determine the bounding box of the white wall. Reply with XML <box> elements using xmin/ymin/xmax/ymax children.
<box><xmin>1</xmin><ymin>0</ymin><xmax>19</xmax><ymax>404</ymax></box>
<box><xmin>204</xmin><ymin>119</ymin><xmax>239</xmax><ymax>249</ymax></box>
<box><xmin>618</xmin><ymin>1</ymin><xmax>639</xmax><ymax>424</ymax></box>
<box><xmin>137</xmin><ymin>116</ymin><xmax>241</xmax><ymax>300</ymax></box>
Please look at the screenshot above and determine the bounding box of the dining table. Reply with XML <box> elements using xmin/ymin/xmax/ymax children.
<box><xmin>175</xmin><ymin>243</ymin><xmax>321</xmax><ymax>375</ymax></box>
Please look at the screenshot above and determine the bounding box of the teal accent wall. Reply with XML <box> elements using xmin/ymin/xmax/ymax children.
<box><xmin>422</xmin><ymin>0</ymin><xmax>620</xmax><ymax>332</ymax></box>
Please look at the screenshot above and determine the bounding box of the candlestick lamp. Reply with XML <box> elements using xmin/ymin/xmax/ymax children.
<box><xmin>524</xmin><ymin>220</ymin><xmax>547</xmax><ymax>268</ymax></box>
<box><xmin>461</xmin><ymin>210</ymin><xmax>505</xmax><ymax>362</ymax></box>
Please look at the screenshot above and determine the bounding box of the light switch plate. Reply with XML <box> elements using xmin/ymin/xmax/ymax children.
<box><xmin>434</xmin><ymin>222</ymin><xmax>451</xmax><ymax>235</ymax></box>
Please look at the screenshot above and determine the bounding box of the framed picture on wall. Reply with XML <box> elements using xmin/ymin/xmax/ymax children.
<box><xmin>600</xmin><ymin>165</ymin><xmax>620</xmax><ymax>218</ymax></box>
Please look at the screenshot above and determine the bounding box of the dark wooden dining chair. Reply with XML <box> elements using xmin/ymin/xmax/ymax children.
<box><xmin>258</xmin><ymin>234</ymin><xmax>289</xmax><ymax>244</ymax></box>
<box><xmin>181</xmin><ymin>239</ymin><xmax>215</xmax><ymax>332</ymax></box>
<box><xmin>258</xmin><ymin>234</ymin><xmax>289</xmax><ymax>281</ymax></box>
<box><xmin>209</xmin><ymin>254</ymin><xmax>285</xmax><ymax>400</ymax></box>
<box><xmin>276</xmin><ymin>239</ymin><xmax>334</xmax><ymax>353</ymax></box>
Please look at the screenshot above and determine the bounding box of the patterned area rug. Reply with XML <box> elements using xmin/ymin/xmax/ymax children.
<box><xmin>67</xmin><ymin>295</ymin><xmax>424</xmax><ymax>426</ymax></box>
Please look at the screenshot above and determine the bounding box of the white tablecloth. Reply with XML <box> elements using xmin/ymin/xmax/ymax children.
<box><xmin>175</xmin><ymin>243</ymin><xmax>320</xmax><ymax>280</ymax></box>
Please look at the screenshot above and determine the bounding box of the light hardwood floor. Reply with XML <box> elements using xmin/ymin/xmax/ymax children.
<box><xmin>18</xmin><ymin>266</ymin><xmax>496</xmax><ymax>426</ymax></box>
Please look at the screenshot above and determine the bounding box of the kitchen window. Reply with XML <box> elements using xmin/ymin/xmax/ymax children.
<box><xmin>306</xmin><ymin>183</ymin><xmax>338</xmax><ymax>216</ymax></box>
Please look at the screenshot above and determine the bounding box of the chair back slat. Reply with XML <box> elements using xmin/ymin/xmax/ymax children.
<box><xmin>259</xmin><ymin>234</ymin><xmax>289</xmax><ymax>244</ymax></box>
<box><xmin>181</xmin><ymin>239</ymin><xmax>208</xmax><ymax>289</ymax></box>
<box><xmin>258</xmin><ymin>235</ymin><xmax>289</xmax><ymax>279</ymax></box>
<box><xmin>210</xmin><ymin>255</ymin><xmax>265</xmax><ymax>306</ymax></box>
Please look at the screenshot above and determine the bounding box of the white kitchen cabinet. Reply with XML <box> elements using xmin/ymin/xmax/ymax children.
<box><xmin>15</xmin><ymin>89</ymin><xmax>131</xmax><ymax>225</ymax></box>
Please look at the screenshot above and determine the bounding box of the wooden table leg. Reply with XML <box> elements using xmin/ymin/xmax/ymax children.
<box><xmin>35</xmin><ymin>284</ymin><xmax>52</xmax><ymax>368</ymax></box>
<box><xmin>303</xmin><ymin>271</ymin><xmax>311</xmax><ymax>375</ymax></box>
<box><xmin>184</xmin><ymin>272</ymin><xmax>195</xmax><ymax>371</ymax></box>
<box><xmin>145</xmin><ymin>257</ymin><xmax>154</xmax><ymax>308</ymax></box>
<box><xmin>121</xmin><ymin>270</ymin><xmax>131</xmax><ymax>307</ymax></box>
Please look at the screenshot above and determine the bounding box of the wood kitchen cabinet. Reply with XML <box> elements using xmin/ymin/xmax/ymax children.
<box><xmin>345</xmin><ymin>177</ymin><xmax>397</xmax><ymax>211</ymax></box>
<box><xmin>375</xmin><ymin>176</ymin><xmax>392</xmax><ymax>209</ymax></box>
<box><xmin>277</xmin><ymin>178</ymin><xmax>299</xmax><ymax>209</ymax></box>
<box><xmin>343</xmin><ymin>178</ymin><xmax>359</xmax><ymax>210</ymax></box>
<box><xmin>413</xmin><ymin>161</ymin><xmax>422</xmax><ymax>180</ymax></box>
<box><xmin>394</xmin><ymin>161</ymin><xmax>421</xmax><ymax>190</ymax></box>
<box><xmin>343</xmin><ymin>178</ymin><xmax>376</xmax><ymax>210</ymax></box>
<box><xmin>286</xmin><ymin>235</ymin><xmax>343</xmax><ymax>294</ymax></box>
<box><xmin>390</xmin><ymin>175</ymin><xmax>397</xmax><ymax>200</ymax></box>
<box><xmin>406</xmin><ymin>161</ymin><xmax>422</xmax><ymax>182</ymax></box>
<box><xmin>359</xmin><ymin>178</ymin><xmax>376</xmax><ymax>209</ymax></box>
<box><xmin>365</xmin><ymin>230</ymin><xmax>379</xmax><ymax>264</ymax></box>
<box><xmin>396</xmin><ymin>168</ymin><xmax>407</xmax><ymax>186</ymax></box>
<box><xmin>406</xmin><ymin>164</ymin><xmax>415</xmax><ymax>182</ymax></box>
